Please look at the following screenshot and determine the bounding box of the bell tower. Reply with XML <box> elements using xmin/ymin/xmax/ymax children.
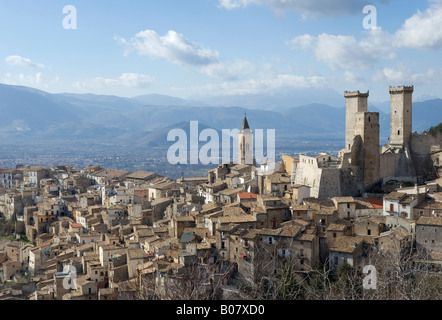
<box><xmin>238</xmin><ymin>114</ymin><xmax>253</xmax><ymax>165</ymax></box>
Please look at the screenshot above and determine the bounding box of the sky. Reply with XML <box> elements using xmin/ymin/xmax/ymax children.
<box><xmin>0</xmin><ymin>0</ymin><xmax>441</xmax><ymax>104</ymax></box>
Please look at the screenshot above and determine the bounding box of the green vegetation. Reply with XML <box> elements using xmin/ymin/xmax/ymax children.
<box><xmin>424</xmin><ymin>123</ymin><xmax>442</xmax><ymax>137</ymax></box>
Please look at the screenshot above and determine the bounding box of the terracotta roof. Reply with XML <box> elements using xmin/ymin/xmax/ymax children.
<box><xmin>126</xmin><ymin>171</ymin><xmax>157</xmax><ymax>180</ymax></box>
<box><xmin>366</xmin><ymin>198</ymin><xmax>383</xmax><ymax>209</ymax></box>
<box><xmin>329</xmin><ymin>236</ymin><xmax>364</xmax><ymax>253</ymax></box>
<box><xmin>219</xmin><ymin>187</ymin><xmax>244</xmax><ymax>196</ymax></box>
<box><xmin>399</xmin><ymin>195</ymin><xmax>416</xmax><ymax>204</ymax></box>
<box><xmin>414</xmin><ymin>199</ymin><xmax>442</xmax><ymax>210</ymax></box>
<box><xmin>333</xmin><ymin>197</ymin><xmax>356</xmax><ymax>203</ymax></box>
<box><xmin>223</xmin><ymin>206</ymin><xmax>245</xmax><ymax>216</ymax></box>
<box><xmin>238</xmin><ymin>192</ymin><xmax>258</xmax><ymax>200</ymax></box>
<box><xmin>218</xmin><ymin>215</ymin><xmax>256</xmax><ymax>224</ymax></box>
<box><xmin>39</xmin><ymin>242</ymin><xmax>52</xmax><ymax>248</ymax></box>
<box><xmin>416</xmin><ymin>216</ymin><xmax>442</xmax><ymax>226</ymax></box>
<box><xmin>385</xmin><ymin>192</ymin><xmax>407</xmax><ymax>200</ymax></box>
<box><xmin>176</xmin><ymin>215</ymin><xmax>195</xmax><ymax>222</ymax></box>
<box><xmin>327</xmin><ymin>223</ymin><xmax>347</xmax><ymax>232</ymax></box>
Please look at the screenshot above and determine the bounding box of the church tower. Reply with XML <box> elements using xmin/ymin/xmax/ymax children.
<box><xmin>238</xmin><ymin>114</ymin><xmax>253</xmax><ymax>165</ymax></box>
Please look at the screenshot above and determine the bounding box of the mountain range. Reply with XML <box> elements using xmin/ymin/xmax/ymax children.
<box><xmin>0</xmin><ymin>83</ymin><xmax>440</xmax><ymax>151</ymax></box>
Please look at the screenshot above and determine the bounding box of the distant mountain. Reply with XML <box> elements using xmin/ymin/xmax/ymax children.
<box><xmin>0</xmin><ymin>84</ymin><xmax>80</xmax><ymax>131</ymax></box>
<box><xmin>116</xmin><ymin>121</ymin><xmax>223</xmax><ymax>149</ymax></box>
<box><xmin>0</xmin><ymin>83</ymin><xmax>440</xmax><ymax>151</ymax></box>
<box><xmin>194</xmin><ymin>87</ymin><xmax>345</xmax><ymax>111</ymax></box>
<box><xmin>131</xmin><ymin>94</ymin><xmax>206</xmax><ymax>107</ymax></box>
<box><xmin>412</xmin><ymin>99</ymin><xmax>442</xmax><ymax>133</ymax></box>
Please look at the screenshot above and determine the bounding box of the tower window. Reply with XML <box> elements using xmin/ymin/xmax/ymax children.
<box><xmin>398</xmin><ymin>130</ymin><xmax>400</xmax><ymax>135</ymax></box>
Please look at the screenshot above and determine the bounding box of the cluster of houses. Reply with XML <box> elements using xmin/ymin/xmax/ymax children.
<box><xmin>0</xmin><ymin>114</ymin><xmax>441</xmax><ymax>300</ymax></box>
<box><xmin>0</xmin><ymin>154</ymin><xmax>441</xmax><ymax>300</ymax></box>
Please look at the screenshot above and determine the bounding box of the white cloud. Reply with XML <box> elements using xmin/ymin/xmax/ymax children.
<box><xmin>200</xmin><ymin>60</ymin><xmax>255</xmax><ymax>80</ymax></box>
<box><xmin>193</xmin><ymin>73</ymin><xmax>327</xmax><ymax>95</ymax></box>
<box><xmin>1</xmin><ymin>72</ymin><xmax>58</xmax><ymax>88</ymax></box>
<box><xmin>116</xmin><ymin>29</ymin><xmax>220</xmax><ymax>66</ymax></box>
<box><xmin>287</xmin><ymin>29</ymin><xmax>395</xmax><ymax>69</ymax></box>
<box><xmin>73</xmin><ymin>73</ymin><xmax>154</xmax><ymax>89</ymax></box>
<box><xmin>373</xmin><ymin>66</ymin><xmax>438</xmax><ymax>85</ymax></box>
<box><xmin>5</xmin><ymin>55</ymin><xmax>45</xmax><ymax>69</ymax></box>
<box><xmin>394</xmin><ymin>1</ymin><xmax>442</xmax><ymax>49</ymax></box>
<box><xmin>218</xmin><ymin>0</ymin><xmax>388</xmax><ymax>17</ymax></box>
<box><xmin>287</xmin><ymin>1</ymin><xmax>442</xmax><ymax>70</ymax></box>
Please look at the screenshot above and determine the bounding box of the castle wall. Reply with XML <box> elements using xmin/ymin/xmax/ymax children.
<box><xmin>380</xmin><ymin>153</ymin><xmax>400</xmax><ymax>180</ymax></box>
<box><xmin>339</xmin><ymin>167</ymin><xmax>364</xmax><ymax>197</ymax></box>
<box><xmin>294</xmin><ymin>155</ymin><xmax>323</xmax><ymax>198</ymax></box>
<box><xmin>317</xmin><ymin>168</ymin><xmax>341</xmax><ymax>198</ymax></box>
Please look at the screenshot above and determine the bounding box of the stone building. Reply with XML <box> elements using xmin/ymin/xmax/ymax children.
<box><xmin>293</xmin><ymin>85</ymin><xmax>438</xmax><ymax>198</ymax></box>
<box><xmin>416</xmin><ymin>216</ymin><xmax>442</xmax><ymax>253</ymax></box>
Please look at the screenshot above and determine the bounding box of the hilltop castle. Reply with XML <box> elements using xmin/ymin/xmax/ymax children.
<box><xmin>290</xmin><ymin>85</ymin><xmax>438</xmax><ymax>198</ymax></box>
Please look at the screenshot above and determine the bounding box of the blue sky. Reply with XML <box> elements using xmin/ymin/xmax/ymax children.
<box><xmin>0</xmin><ymin>0</ymin><xmax>441</xmax><ymax>103</ymax></box>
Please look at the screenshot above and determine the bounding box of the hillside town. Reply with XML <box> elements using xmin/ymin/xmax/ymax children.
<box><xmin>0</xmin><ymin>86</ymin><xmax>442</xmax><ymax>300</ymax></box>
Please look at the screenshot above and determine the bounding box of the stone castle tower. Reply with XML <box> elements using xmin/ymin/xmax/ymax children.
<box><xmin>389</xmin><ymin>85</ymin><xmax>413</xmax><ymax>147</ymax></box>
<box><xmin>344</xmin><ymin>90</ymin><xmax>369</xmax><ymax>152</ymax></box>
<box><xmin>238</xmin><ymin>114</ymin><xmax>253</xmax><ymax>165</ymax></box>
<box><xmin>354</xmin><ymin>112</ymin><xmax>380</xmax><ymax>190</ymax></box>
<box><xmin>380</xmin><ymin>85</ymin><xmax>416</xmax><ymax>182</ymax></box>
<box><xmin>344</xmin><ymin>90</ymin><xmax>380</xmax><ymax>191</ymax></box>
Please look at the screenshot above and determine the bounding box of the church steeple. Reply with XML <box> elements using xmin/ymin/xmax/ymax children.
<box><xmin>238</xmin><ymin>113</ymin><xmax>252</xmax><ymax>165</ymax></box>
<box><xmin>240</xmin><ymin>113</ymin><xmax>250</xmax><ymax>131</ymax></box>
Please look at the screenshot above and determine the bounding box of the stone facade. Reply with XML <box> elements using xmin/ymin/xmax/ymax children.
<box><xmin>293</xmin><ymin>85</ymin><xmax>436</xmax><ymax>197</ymax></box>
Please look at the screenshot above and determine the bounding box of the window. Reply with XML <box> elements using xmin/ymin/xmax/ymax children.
<box><xmin>267</xmin><ymin>237</ymin><xmax>274</xmax><ymax>245</ymax></box>
<box><xmin>367</xmin><ymin>229</ymin><xmax>371</xmax><ymax>236</ymax></box>
<box><xmin>334</xmin><ymin>256</ymin><xmax>338</xmax><ymax>265</ymax></box>
<box><xmin>221</xmin><ymin>241</ymin><xmax>225</xmax><ymax>249</ymax></box>
<box><xmin>333</xmin><ymin>233</ymin><xmax>337</xmax><ymax>238</ymax></box>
